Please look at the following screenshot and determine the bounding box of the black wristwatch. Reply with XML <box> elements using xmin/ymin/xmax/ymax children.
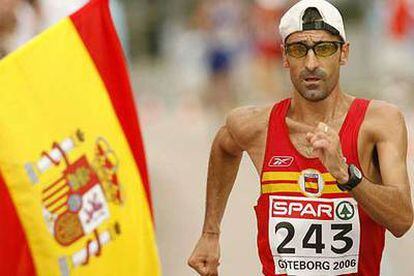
<box><xmin>336</xmin><ymin>164</ymin><xmax>363</xmax><ymax>191</ymax></box>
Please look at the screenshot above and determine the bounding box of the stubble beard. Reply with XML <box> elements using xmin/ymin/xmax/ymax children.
<box><xmin>297</xmin><ymin>87</ymin><xmax>330</xmax><ymax>102</ymax></box>
<box><xmin>293</xmin><ymin>72</ymin><xmax>339</xmax><ymax>103</ymax></box>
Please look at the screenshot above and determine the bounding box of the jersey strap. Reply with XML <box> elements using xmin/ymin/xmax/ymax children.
<box><xmin>339</xmin><ymin>98</ymin><xmax>371</xmax><ymax>170</ymax></box>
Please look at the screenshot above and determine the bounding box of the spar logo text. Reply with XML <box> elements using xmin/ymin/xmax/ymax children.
<box><xmin>272</xmin><ymin>199</ymin><xmax>334</xmax><ymax>220</ymax></box>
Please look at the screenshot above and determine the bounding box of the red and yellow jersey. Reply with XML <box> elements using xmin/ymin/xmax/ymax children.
<box><xmin>255</xmin><ymin>98</ymin><xmax>385</xmax><ymax>276</ymax></box>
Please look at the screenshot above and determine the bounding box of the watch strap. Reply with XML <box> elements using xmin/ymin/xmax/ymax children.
<box><xmin>337</xmin><ymin>164</ymin><xmax>363</xmax><ymax>191</ymax></box>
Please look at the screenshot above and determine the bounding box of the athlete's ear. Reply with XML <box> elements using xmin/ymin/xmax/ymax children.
<box><xmin>281</xmin><ymin>44</ymin><xmax>289</xmax><ymax>68</ymax></box>
<box><xmin>339</xmin><ymin>42</ymin><xmax>350</xmax><ymax>66</ymax></box>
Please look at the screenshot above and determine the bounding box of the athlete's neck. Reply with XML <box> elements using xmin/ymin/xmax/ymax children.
<box><xmin>288</xmin><ymin>87</ymin><xmax>353</xmax><ymax>127</ymax></box>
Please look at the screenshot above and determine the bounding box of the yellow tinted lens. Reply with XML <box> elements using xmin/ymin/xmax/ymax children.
<box><xmin>287</xmin><ymin>43</ymin><xmax>307</xmax><ymax>58</ymax></box>
<box><xmin>314</xmin><ymin>42</ymin><xmax>338</xmax><ymax>57</ymax></box>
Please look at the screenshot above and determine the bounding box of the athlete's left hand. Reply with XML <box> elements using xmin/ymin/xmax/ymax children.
<box><xmin>306</xmin><ymin>122</ymin><xmax>349</xmax><ymax>184</ymax></box>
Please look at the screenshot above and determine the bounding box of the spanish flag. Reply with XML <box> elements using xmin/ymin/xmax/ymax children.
<box><xmin>304</xmin><ymin>173</ymin><xmax>319</xmax><ymax>194</ymax></box>
<box><xmin>0</xmin><ymin>0</ymin><xmax>160</xmax><ymax>275</ymax></box>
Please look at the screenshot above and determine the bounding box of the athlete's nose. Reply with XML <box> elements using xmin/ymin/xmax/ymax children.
<box><xmin>304</xmin><ymin>49</ymin><xmax>319</xmax><ymax>72</ymax></box>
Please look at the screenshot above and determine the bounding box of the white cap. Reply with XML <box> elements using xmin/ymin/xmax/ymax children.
<box><xmin>279</xmin><ymin>0</ymin><xmax>346</xmax><ymax>43</ymax></box>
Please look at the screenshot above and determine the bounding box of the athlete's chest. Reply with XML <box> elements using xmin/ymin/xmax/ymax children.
<box><xmin>248</xmin><ymin>119</ymin><xmax>345</xmax><ymax>171</ymax></box>
<box><xmin>287</xmin><ymin>120</ymin><xmax>344</xmax><ymax>159</ymax></box>
<box><xmin>249</xmin><ymin>116</ymin><xmax>376</xmax><ymax>176</ymax></box>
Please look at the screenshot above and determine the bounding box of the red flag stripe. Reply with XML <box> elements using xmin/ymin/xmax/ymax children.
<box><xmin>70</xmin><ymin>0</ymin><xmax>153</xmax><ymax>217</ymax></box>
<box><xmin>0</xmin><ymin>174</ymin><xmax>36</xmax><ymax>275</ymax></box>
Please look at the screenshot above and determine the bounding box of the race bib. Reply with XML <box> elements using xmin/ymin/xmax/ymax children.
<box><xmin>268</xmin><ymin>195</ymin><xmax>360</xmax><ymax>275</ymax></box>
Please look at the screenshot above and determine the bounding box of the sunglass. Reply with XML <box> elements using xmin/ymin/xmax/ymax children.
<box><xmin>285</xmin><ymin>41</ymin><xmax>344</xmax><ymax>58</ymax></box>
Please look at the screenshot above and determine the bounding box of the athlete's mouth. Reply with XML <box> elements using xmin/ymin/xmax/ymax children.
<box><xmin>304</xmin><ymin>77</ymin><xmax>321</xmax><ymax>82</ymax></box>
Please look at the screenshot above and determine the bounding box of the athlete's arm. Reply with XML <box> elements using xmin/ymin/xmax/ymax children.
<box><xmin>307</xmin><ymin>103</ymin><xmax>413</xmax><ymax>238</ymax></box>
<box><xmin>348</xmin><ymin>103</ymin><xmax>413</xmax><ymax>237</ymax></box>
<box><xmin>188</xmin><ymin>107</ymin><xmax>260</xmax><ymax>276</ymax></box>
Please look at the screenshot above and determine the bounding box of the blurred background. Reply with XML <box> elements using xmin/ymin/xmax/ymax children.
<box><xmin>1</xmin><ymin>0</ymin><xmax>413</xmax><ymax>275</ymax></box>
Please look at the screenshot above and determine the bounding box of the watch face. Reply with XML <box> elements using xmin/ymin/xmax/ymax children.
<box><xmin>352</xmin><ymin>165</ymin><xmax>362</xmax><ymax>179</ymax></box>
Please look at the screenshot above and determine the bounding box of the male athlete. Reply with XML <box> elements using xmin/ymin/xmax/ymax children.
<box><xmin>188</xmin><ymin>0</ymin><xmax>414</xmax><ymax>275</ymax></box>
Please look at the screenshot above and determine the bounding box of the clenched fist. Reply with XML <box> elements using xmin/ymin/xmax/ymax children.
<box><xmin>188</xmin><ymin>233</ymin><xmax>221</xmax><ymax>276</ymax></box>
<box><xmin>306</xmin><ymin>122</ymin><xmax>349</xmax><ymax>184</ymax></box>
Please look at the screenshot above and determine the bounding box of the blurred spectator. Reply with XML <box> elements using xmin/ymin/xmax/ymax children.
<box><xmin>249</xmin><ymin>0</ymin><xmax>288</xmax><ymax>99</ymax></box>
<box><xmin>193</xmin><ymin>0</ymin><xmax>247</xmax><ymax>115</ymax></box>
<box><xmin>37</xmin><ymin>0</ymin><xmax>87</xmax><ymax>28</ymax></box>
<box><xmin>0</xmin><ymin>0</ymin><xmax>41</xmax><ymax>58</ymax></box>
<box><xmin>0</xmin><ymin>0</ymin><xmax>129</xmax><ymax>59</ymax></box>
<box><xmin>109</xmin><ymin>0</ymin><xmax>130</xmax><ymax>59</ymax></box>
<box><xmin>389</xmin><ymin>0</ymin><xmax>413</xmax><ymax>40</ymax></box>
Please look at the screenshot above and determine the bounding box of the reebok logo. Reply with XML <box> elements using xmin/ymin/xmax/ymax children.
<box><xmin>268</xmin><ymin>156</ymin><xmax>294</xmax><ymax>167</ymax></box>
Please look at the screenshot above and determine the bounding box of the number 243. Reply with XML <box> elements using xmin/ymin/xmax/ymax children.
<box><xmin>276</xmin><ymin>222</ymin><xmax>353</xmax><ymax>255</ymax></box>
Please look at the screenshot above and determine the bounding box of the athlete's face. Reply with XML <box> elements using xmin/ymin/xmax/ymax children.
<box><xmin>282</xmin><ymin>30</ymin><xmax>349</xmax><ymax>102</ymax></box>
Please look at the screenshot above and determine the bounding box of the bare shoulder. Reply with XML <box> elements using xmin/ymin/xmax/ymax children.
<box><xmin>364</xmin><ymin>99</ymin><xmax>407</xmax><ymax>142</ymax></box>
<box><xmin>225</xmin><ymin>105</ymin><xmax>272</xmax><ymax>149</ymax></box>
